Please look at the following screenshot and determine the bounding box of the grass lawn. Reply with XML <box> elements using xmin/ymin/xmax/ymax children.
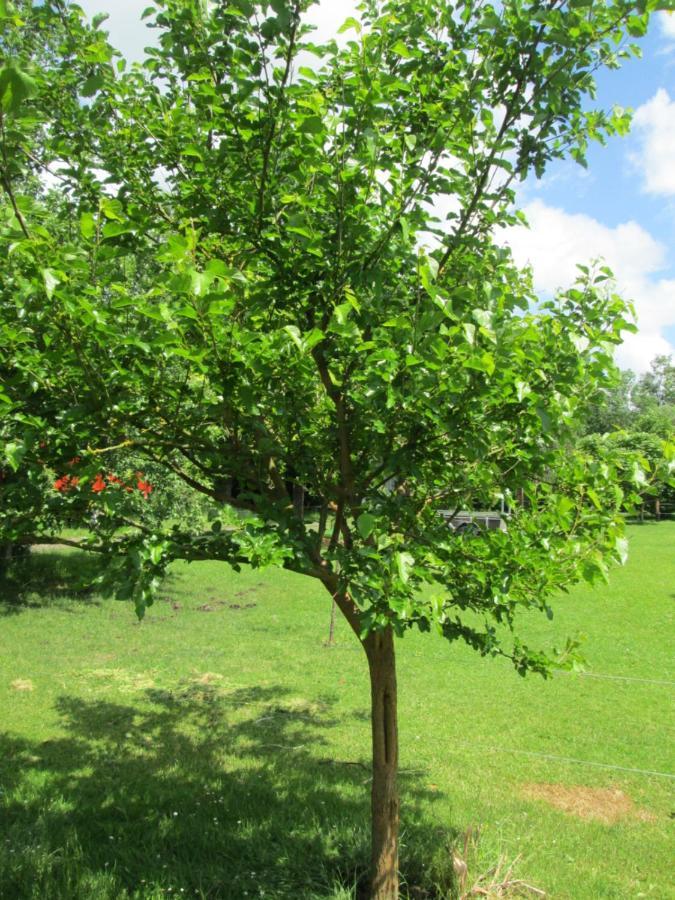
<box><xmin>1</xmin><ymin>523</ymin><xmax>673</xmax><ymax>899</ymax></box>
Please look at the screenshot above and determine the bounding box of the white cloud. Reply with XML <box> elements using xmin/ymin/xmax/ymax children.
<box><xmin>504</xmin><ymin>200</ymin><xmax>675</xmax><ymax>372</ymax></box>
<box><xmin>631</xmin><ymin>89</ymin><xmax>675</xmax><ymax>196</ymax></box>
<box><xmin>658</xmin><ymin>11</ymin><xmax>675</xmax><ymax>40</ymax></box>
<box><xmin>304</xmin><ymin>2</ymin><xmax>360</xmax><ymax>44</ymax></box>
<box><xmin>78</xmin><ymin>1</ymin><xmax>155</xmax><ymax>63</ymax></box>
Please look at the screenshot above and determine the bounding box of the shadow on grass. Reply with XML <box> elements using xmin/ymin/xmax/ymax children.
<box><xmin>0</xmin><ymin>682</ymin><xmax>459</xmax><ymax>899</ymax></box>
<box><xmin>0</xmin><ymin>551</ymin><xmax>103</xmax><ymax>616</ymax></box>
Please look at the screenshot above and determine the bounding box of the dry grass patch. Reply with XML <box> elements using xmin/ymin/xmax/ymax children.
<box><xmin>87</xmin><ymin>668</ymin><xmax>156</xmax><ymax>692</ymax></box>
<box><xmin>10</xmin><ymin>678</ymin><xmax>34</xmax><ymax>691</ymax></box>
<box><xmin>191</xmin><ymin>672</ymin><xmax>224</xmax><ymax>685</ymax></box>
<box><xmin>521</xmin><ymin>783</ymin><xmax>656</xmax><ymax>824</ymax></box>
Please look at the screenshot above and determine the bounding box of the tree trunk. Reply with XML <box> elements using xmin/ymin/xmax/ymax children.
<box><xmin>325</xmin><ymin>588</ymin><xmax>400</xmax><ymax>899</ymax></box>
<box><xmin>365</xmin><ymin>626</ymin><xmax>400</xmax><ymax>899</ymax></box>
<box><xmin>327</xmin><ymin>596</ymin><xmax>337</xmax><ymax>645</ymax></box>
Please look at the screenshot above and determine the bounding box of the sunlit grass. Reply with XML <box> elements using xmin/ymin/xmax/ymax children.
<box><xmin>1</xmin><ymin>523</ymin><xmax>673</xmax><ymax>898</ymax></box>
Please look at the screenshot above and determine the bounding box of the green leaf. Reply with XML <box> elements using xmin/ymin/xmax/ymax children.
<box><xmin>102</xmin><ymin>221</ymin><xmax>133</xmax><ymax>239</ymax></box>
<box><xmin>80</xmin><ymin>212</ymin><xmax>96</xmax><ymax>240</ymax></box>
<box><xmin>614</xmin><ymin>536</ymin><xmax>629</xmax><ymax>566</ymax></box>
<box><xmin>41</xmin><ymin>269</ymin><xmax>60</xmax><ymax>299</ymax></box>
<box><xmin>0</xmin><ymin>63</ymin><xmax>38</xmax><ymax>114</ymax></box>
<box><xmin>284</xmin><ymin>325</ymin><xmax>303</xmax><ymax>351</ymax></box>
<box><xmin>391</xmin><ymin>40</ymin><xmax>413</xmax><ymax>58</ymax></box>
<box><xmin>302</xmin><ymin>328</ymin><xmax>325</xmax><ymax>352</ymax></box>
<box><xmin>338</xmin><ymin>16</ymin><xmax>361</xmax><ymax>34</ymax></box>
<box><xmin>286</xmin><ymin>225</ymin><xmax>314</xmax><ymax>240</ymax></box>
<box><xmin>284</xmin><ymin>325</ymin><xmax>325</xmax><ymax>353</ymax></box>
<box><xmin>298</xmin><ymin>116</ymin><xmax>324</xmax><ymax>134</ymax></box>
<box><xmin>515</xmin><ymin>381</ymin><xmax>530</xmax><ymax>402</ymax></box>
<box><xmin>556</xmin><ymin>495</ymin><xmax>574</xmax><ymax>522</ymax></box>
<box><xmin>586</xmin><ymin>487</ymin><xmax>602</xmax><ymax>510</ymax></box>
<box><xmin>4</xmin><ymin>441</ymin><xmax>25</xmax><ymax>472</ymax></box>
<box><xmin>419</xmin><ymin>259</ymin><xmax>438</xmax><ymax>299</ymax></box>
<box><xmin>332</xmin><ymin>302</ymin><xmax>353</xmax><ymax>326</ymax></box>
<box><xmin>100</xmin><ymin>198</ymin><xmax>124</xmax><ymax>221</ymax></box>
<box><xmin>81</xmin><ymin>73</ymin><xmax>105</xmax><ymax>97</ymax></box>
<box><xmin>357</xmin><ymin>513</ymin><xmax>377</xmax><ymax>540</ymax></box>
<box><xmin>190</xmin><ymin>269</ymin><xmax>211</xmax><ymax>297</ymax></box>
<box><xmin>472</xmin><ymin>308</ymin><xmax>492</xmax><ymax>328</ymax></box>
<box><xmin>395</xmin><ymin>551</ymin><xmax>414</xmax><ymax>584</ymax></box>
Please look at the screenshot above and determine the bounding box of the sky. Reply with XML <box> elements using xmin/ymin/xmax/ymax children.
<box><xmin>77</xmin><ymin>1</ymin><xmax>675</xmax><ymax>373</ymax></box>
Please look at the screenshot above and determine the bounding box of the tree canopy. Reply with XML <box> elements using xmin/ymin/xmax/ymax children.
<box><xmin>1</xmin><ymin>1</ymin><xmax>673</xmax><ymax>896</ymax></box>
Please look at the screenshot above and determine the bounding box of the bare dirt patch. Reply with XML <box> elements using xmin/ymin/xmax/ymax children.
<box><xmin>522</xmin><ymin>783</ymin><xmax>656</xmax><ymax>824</ymax></box>
<box><xmin>197</xmin><ymin>600</ymin><xmax>256</xmax><ymax>612</ymax></box>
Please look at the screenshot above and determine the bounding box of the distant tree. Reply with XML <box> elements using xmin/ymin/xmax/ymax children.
<box><xmin>580</xmin><ymin>431</ymin><xmax>675</xmax><ymax>517</ymax></box>
<box><xmin>584</xmin><ymin>367</ymin><xmax>636</xmax><ymax>434</ymax></box>
<box><xmin>1</xmin><ymin>1</ymin><xmax>670</xmax><ymax>896</ymax></box>
<box><xmin>633</xmin><ymin>355</ymin><xmax>675</xmax><ymax>435</ymax></box>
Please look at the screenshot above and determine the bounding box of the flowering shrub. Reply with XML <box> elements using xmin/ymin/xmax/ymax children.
<box><xmin>136</xmin><ymin>474</ymin><xmax>153</xmax><ymax>499</ymax></box>
<box><xmin>53</xmin><ymin>470</ymin><xmax>153</xmax><ymax>498</ymax></box>
<box><xmin>53</xmin><ymin>475</ymin><xmax>79</xmax><ymax>493</ymax></box>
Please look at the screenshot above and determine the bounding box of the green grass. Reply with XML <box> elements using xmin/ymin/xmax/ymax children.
<box><xmin>1</xmin><ymin>523</ymin><xmax>673</xmax><ymax>899</ymax></box>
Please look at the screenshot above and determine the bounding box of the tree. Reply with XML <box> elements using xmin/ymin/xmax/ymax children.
<box><xmin>633</xmin><ymin>355</ymin><xmax>675</xmax><ymax>435</ymax></box>
<box><xmin>584</xmin><ymin>355</ymin><xmax>675</xmax><ymax>437</ymax></box>
<box><xmin>583</xmin><ymin>366</ymin><xmax>636</xmax><ymax>434</ymax></box>
<box><xmin>580</xmin><ymin>431</ymin><xmax>675</xmax><ymax>518</ymax></box>
<box><xmin>1</xmin><ymin>1</ymin><xmax>669</xmax><ymax>896</ymax></box>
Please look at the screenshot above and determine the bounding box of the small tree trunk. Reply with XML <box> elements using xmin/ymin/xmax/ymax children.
<box><xmin>365</xmin><ymin>626</ymin><xmax>399</xmax><ymax>899</ymax></box>
<box><xmin>327</xmin><ymin>596</ymin><xmax>337</xmax><ymax>645</ymax></box>
<box><xmin>655</xmin><ymin>497</ymin><xmax>661</xmax><ymax>520</ymax></box>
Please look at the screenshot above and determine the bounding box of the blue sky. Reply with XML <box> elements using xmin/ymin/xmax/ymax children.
<box><xmin>78</xmin><ymin>2</ymin><xmax>675</xmax><ymax>372</ymax></box>
<box><xmin>507</xmin><ymin>12</ymin><xmax>675</xmax><ymax>372</ymax></box>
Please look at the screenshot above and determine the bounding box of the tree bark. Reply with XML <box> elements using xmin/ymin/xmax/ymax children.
<box><xmin>323</xmin><ymin>585</ymin><xmax>400</xmax><ymax>899</ymax></box>
<box><xmin>327</xmin><ymin>595</ymin><xmax>337</xmax><ymax>645</ymax></box>
<box><xmin>364</xmin><ymin>626</ymin><xmax>400</xmax><ymax>899</ymax></box>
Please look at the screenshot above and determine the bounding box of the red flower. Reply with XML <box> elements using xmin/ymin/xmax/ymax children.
<box><xmin>137</xmin><ymin>477</ymin><xmax>153</xmax><ymax>498</ymax></box>
<box><xmin>54</xmin><ymin>475</ymin><xmax>79</xmax><ymax>493</ymax></box>
<box><xmin>91</xmin><ymin>474</ymin><xmax>107</xmax><ymax>493</ymax></box>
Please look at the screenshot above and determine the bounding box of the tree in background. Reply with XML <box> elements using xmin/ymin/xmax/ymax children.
<box><xmin>585</xmin><ymin>354</ymin><xmax>675</xmax><ymax>437</ymax></box>
<box><xmin>1</xmin><ymin>1</ymin><xmax>671</xmax><ymax>896</ymax></box>
<box><xmin>583</xmin><ymin>355</ymin><xmax>674</xmax><ymax>515</ymax></box>
<box><xmin>632</xmin><ymin>355</ymin><xmax>675</xmax><ymax>435</ymax></box>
